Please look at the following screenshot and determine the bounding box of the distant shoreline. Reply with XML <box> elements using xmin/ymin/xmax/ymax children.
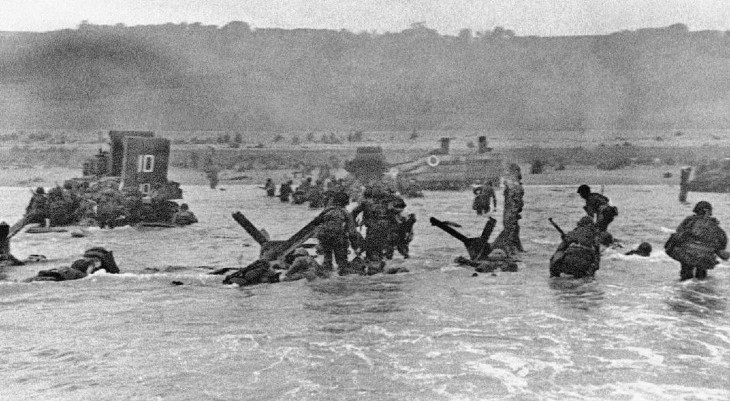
<box><xmin>0</xmin><ymin>164</ymin><xmax>680</xmax><ymax>188</ymax></box>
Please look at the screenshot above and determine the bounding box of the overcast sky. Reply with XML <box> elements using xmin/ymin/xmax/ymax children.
<box><xmin>3</xmin><ymin>0</ymin><xmax>728</xmax><ymax>36</ymax></box>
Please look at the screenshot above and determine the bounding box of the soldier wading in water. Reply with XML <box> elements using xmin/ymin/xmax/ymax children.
<box><xmin>665</xmin><ymin>201</ymin><xmax>729</xmax><ymax>280</ymax></box>
<box><xmin>577</xmin><ymin>184</ymin><xmax>618</xmax><ymax>233</ymax></box>
<box><xmin>491</xmin><ymin>164</ymin><xmax>524</xmax><ymax>255</ymax></box>
<box><xmin>316</xmin><ymin>192</ymin><xmax>360</xmax><ymax>276</ymax></box>
<box><xmin>351</xmin><ymin>187</ymin><xmax>393</xmax><ymax>271</ymax></box>
<box><xmin>549</xmin><ymin>216</ymin><xmax>601</xmax><ymax>278</ymax></box>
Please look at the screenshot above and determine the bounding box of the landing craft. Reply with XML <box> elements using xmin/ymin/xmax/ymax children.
<box><xmin>344</xmin><ymin>136</ymin><xmax>504</xmax><ymax>191</ymax></box>
<box><xmin>74</xmin><ymin>130</ymin><xmax>182</xmax><ymax>200</ymax></box>
<box><xmin>62</xmin><ymin>130</ymin><xmax>184</xmax><ymax>226</ymax></box>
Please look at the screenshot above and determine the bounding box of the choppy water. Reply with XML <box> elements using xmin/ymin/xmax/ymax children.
<box><xmin>1</xmin><ymin>184</ymin><xmax>729</xmax><ymax>400</ymax></box>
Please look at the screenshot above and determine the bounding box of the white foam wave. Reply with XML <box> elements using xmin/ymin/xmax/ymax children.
<box><xmin>604</xmin><ymin>251</ymin><xmax>674</xmax><ymax>262</ymax></box>
<box><xmin>532</xmin><ymin>238</ymin><xmax>559</xmax><ymax>245</ymax></box>
<box><xmin>465</xmin><ymin>361</ymin><xmax>528</xmax><ymax>391</ymax></box>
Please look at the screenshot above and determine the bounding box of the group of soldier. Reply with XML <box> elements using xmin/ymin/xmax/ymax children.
<box><xmin>9</xmin><ymin>166</ymin><xmax>730</xmax><ymax>285</ymax></box>
<box><xmin>549</xmin><ymin>184</ymin><xmax>728</xmax><ymax>281</ymax></box>
<box><xmin>258</xmin><ymin>176</ymin><xmax>416</xmax><ymax>280</ymax></box>
<box><xmin>265</xmin><ymin>177</ymin><xmax>351</xmax><ymax>209</ymax></box>
<box><xmin>23</xmin><ymin>182</ymin><xmax>197</xmax><ymax>230</ymax></box>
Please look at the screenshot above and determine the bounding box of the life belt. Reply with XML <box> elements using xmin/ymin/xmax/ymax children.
<box><xmin>427</xmin><ymin>155</ymin><xmax>440</xmax><ymax>167</ymax></box>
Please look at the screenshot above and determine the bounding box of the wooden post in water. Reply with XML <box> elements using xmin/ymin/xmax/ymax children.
<box><xmin>0</xmin><ymin>221</ymin><xmax>23</xmax><ymax>266</ymax></box>
<box><xmin>679</xmin><ymin>167</ymin><xmax>691</xmax><ymax>203</ymax></box>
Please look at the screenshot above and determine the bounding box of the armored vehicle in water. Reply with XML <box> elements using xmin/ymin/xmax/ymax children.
<box><xmin>345</xmin><ymin>136</ymin><xmax>503</xmax><ymax>191</ymax></box>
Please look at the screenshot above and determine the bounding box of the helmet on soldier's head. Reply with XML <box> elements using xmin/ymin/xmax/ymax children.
<box><xmin>577</xmin><ymin>184</ymin><xmax>591</xmax><ymax>196</ymax></box>
<box><xmin>637</xmin><ymin>242</ymin><xmax>652</xmax><ymax>254</ymax></box>
<box><xmin>577</xmin><ymin>216</ymin><xmax>594</xmax><ymax>227</ymax></box>
<box><xmin>35</xmin><ymin>186</ymin><xmax>45</xmax><ymax>195</ymax></box>
<box><xmin>83</xmin><ymin>247</ymin><xmax>108</xmax><ymax>260</ymax></box>
<box><xmin>487</xmin><ymin>249</ymin><xmax>507</xmax><ymax>260</ymax></box>
<box><xmin>693</xmin><ymin>201</ymin><xmax>712</xmax><ymax>215</ymax></box>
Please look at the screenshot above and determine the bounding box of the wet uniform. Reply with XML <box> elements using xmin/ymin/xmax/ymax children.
<box><xmin>492</xmin><ymin>176</ymin><xmax>524</xmax><ymax>254</ymax></box>
<box><xmin>383</xmin><ymin>195</ymin><xmax>414</xmax><ymax>259</ymax></box>
<box><xmin>550</xmin><ymin>218</ymin><xmax>600</xmax><ymax>278</ymax></box>
<box><xmin>582</xmin><ymin>192</ymin><xmax>618</xmax><ymax>232</ymax></box>
<box><xmin>317</xmin><ymin>204</ymin><xmax>357</xmax><ymax>275</ymax></box>
<box><xmin>264</xmin><ymin>180</ymin><xmax>276</xmax><ymax>197</ymax></box>
<box><xmin>172</xmin><ymin>210</ymin><xmax>198</xmax><ymax>225</ymax></box>
<box><xmin>308</xmin><ymin>183</ymin><xmax>325</xmax><ymax>208</ymax></box>
<box><xmin>666</xmin><ymin>212</ymin><xmax>727</xmax><ymax>280</ymax></box>
<box><xmin>279</xmin><ymin>182</ymin><xmax>293</xmax><ymax>202</ymax></box>
<box><xmin>352</xmin><ymin>197</ymin><xmax>390</xmax><ymax>264</ymax></box>
<box><xmin>472</xmin><ymin>185</ymin><xmax>497</xmax><ymax>215</ymax></box>
<box><xmin>282</xmin><ymin>253</ymin><xmax>321</xmax><ymax>281</ymax></box>
<box><xmin>25</xmin><ymin>247</ymin><xmax>119</xmax><ymax>282</ymax></box>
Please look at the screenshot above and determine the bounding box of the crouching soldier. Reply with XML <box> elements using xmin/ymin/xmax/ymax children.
<box><xmin>292</xmin><ymin>188</ymin><xmax>307</xmax><ymax>205</ymax></box>
<box><xmin>282</xmin><ymin>248</ymin><xmax>322</xmax><ymax>281</ymax></box>
<box><xmin>457</xmin><ymin>248</ymin><xmax>518</xmax><ymax>273</ymax></box>
<box><xmin>665</xmin><ymin>201</ymin><xmax>729</xmax><ymax>280</ymax></box>
<box><xmin>171</xmin><ymin>203</ymin><xmax>198</xmax><ymax>226</ymax></box>
<box><xmin>25</xmin><ymin>247</ymin><xmax>119</xmax><ymax>282</ymax></box>
<box><xmin>222</xmin><ymin>259</ymin><xmax>281</xmax><ymax>286</ymax></box>
<box><xmin>475</xmin><ymin>249</ymin><xmax>518</xmax><ymax>273</ymax></box>
<box><xmin>550</xmin><ymin>216</ymin><xmax>600</xmax><ymax>278</ymax></box>
<box><xmin>317</xmin><ymin>192</ymin><xmax>359</xmax><ymax>276</ymax></box>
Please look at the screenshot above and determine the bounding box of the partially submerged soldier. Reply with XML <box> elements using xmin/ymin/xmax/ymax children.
<box><xmin>491</xmin><ymin>164</ymin><xmax>524</xmax><ymax>254</ymax></box>
<box><xmin>550</xmin><ymin>216</ymin><xmax>600</xmax><ymax>278</ymax></box>
<box><xmin>577</xmin><ymin>184</ymin><xmax>618</xmax><ymax>232</ymax></box>
<box><xmin>264</xmin><ymin>178</ymin><xmax>276</xmax><ymax>197</ymax></box>
<box><xmin>474</xmin><ymin>249</ymin><xmax>518</xmax><ymax>273</ymax></box>
<box><xmin>25</xmin><ymin>247</ymin><xmax>119</xmax><ymax>282</ymax></box>
<box><xmin>625</xmin><ymin>242</ymin><xmax>652</xmax><ymax>257</ymax></box>
<box><xmin>351</xmin><ymin>187</ymin><xmax>391</xmax><ymax>270</ymax></box>
<box><xmin>383</xmin><ymin>194</ymin><xmax>415</xmax><ymax>259</ymax></box>
<box><xmin>665</xmin><ymin>201</ymin><xmax>729</xmax><ymax>280</ymax></box>
<box><xmin>171</xmin><ymin>203</ymin><xmax>198</xmax><ymax>226</ymax></box>
<box><xmin>472</xmin><ymin>180</ymin><xmax>497</xmax><ymax>216</ymax></box>
<box><xmin>279</xmin><ymin>180</ymin><xmax>293</xmax><ymax>202</ymax></box>
<box><xmin>308</xmin><ymin>180</ymin><xmax>325</xmax><ymax>208</ymax></box>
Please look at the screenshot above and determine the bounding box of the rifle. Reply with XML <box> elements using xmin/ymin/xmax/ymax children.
<box><xmin>547</xmin><ymin>218</ymin><xmax>566</xmax><ymax>240</ymax></box>
<box><xmin>430</xmin><ymin>216</ymin><xmax>495</xmax><ymax>260</ymax></box>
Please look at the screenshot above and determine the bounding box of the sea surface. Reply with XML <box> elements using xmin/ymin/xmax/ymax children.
<box><xmin>1</xmin><ymin>184</ymin><xmax>729</xmax><ymax>400</ymax></box>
